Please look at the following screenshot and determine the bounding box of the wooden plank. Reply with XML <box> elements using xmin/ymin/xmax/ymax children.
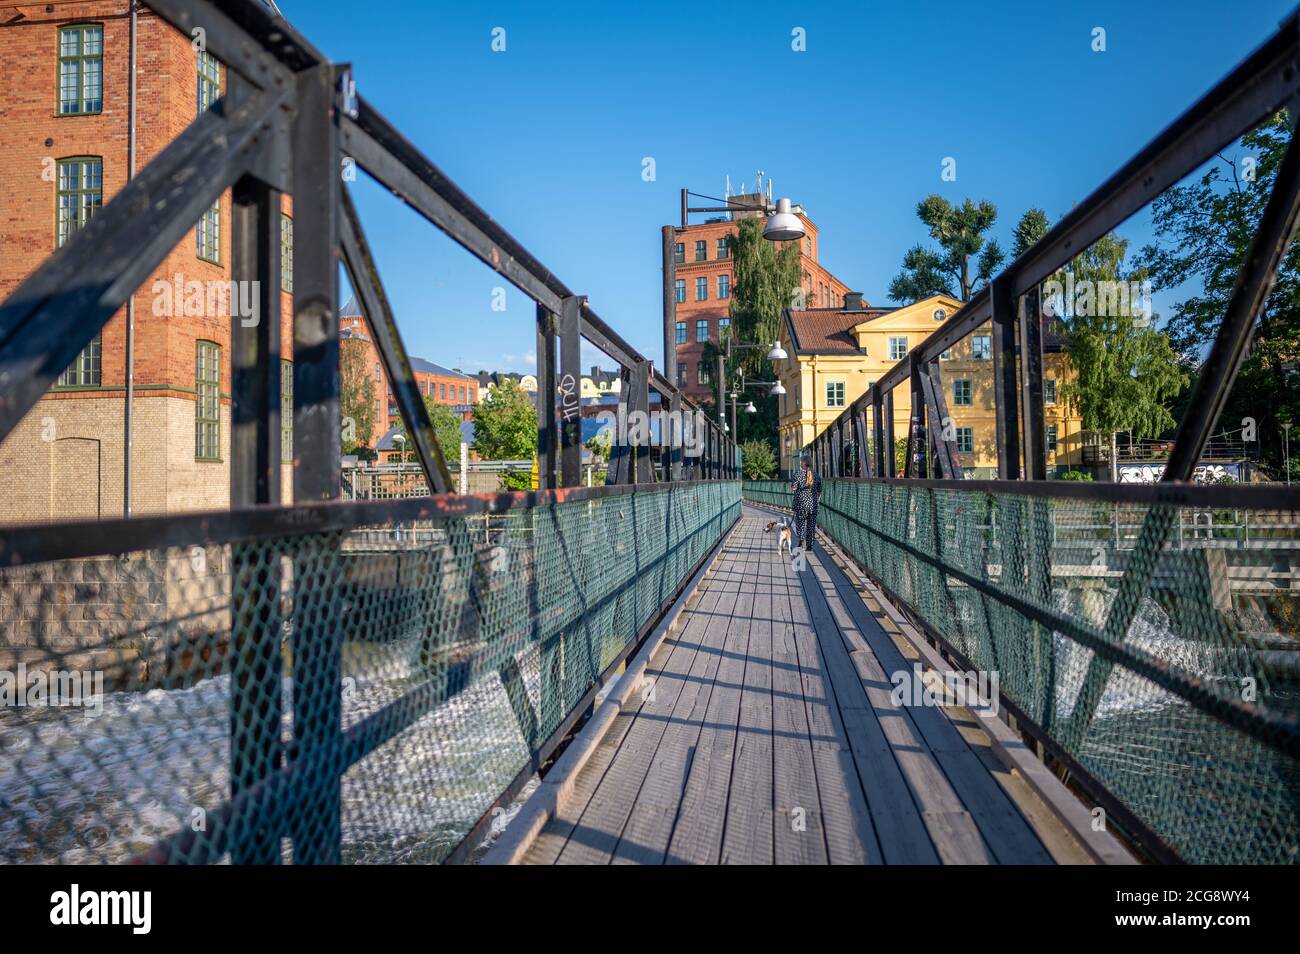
<box><xmin>720</xmin><ymin>523</ymin><xmax>776</xmax><ymax>864</ymax></box>
<box><xmin>770</xmin><ymin>533</ymin><xmax>830</xmax><ymax>865</ymax></box>
<box><xmin>775</xmin><ymin>534</ymin><xmax>881</xmax><ymax>863</ymax></box>
<box><xmin>554</xmin><ymin>543</ymin><xmax>740</xmax><ymax>864</ymax></box>
<box><xmin>609</xmin><ymin>527</ymin><xmax>759</xmax><ymax>863</ymax></box>
<box><xmin>538</xmin><ymin>547</ymin><xmax>733</xmax><ymax>864</ymax></box>
<box><xmin>666</xmin><ymin>522</ymin><xmax>763</xmax><ymax>864</ymax></box>
<box><xmin>800</xmin><ymin>549</ymin><xmax>997</xmax><ymax>863</ymax></box>
<box><xmin>792</xmin><ymin>548</ymin><xmax>939</xmax><ymax>863</ymax></box>
<box><xmin>812</xmin><ymin>550</ymin><xmax>1053</xmax><ymax>864</ymax></box>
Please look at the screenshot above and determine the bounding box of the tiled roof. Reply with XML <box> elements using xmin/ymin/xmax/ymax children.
<box><xmin>410</xmin><ymin>356</ymin><xmax>472</xmax><ymax>379</ymax></box>
<box><xmin>784</xmin><ymin>307</ymin><xmax>895</xmax><ymax>354</ymax></box>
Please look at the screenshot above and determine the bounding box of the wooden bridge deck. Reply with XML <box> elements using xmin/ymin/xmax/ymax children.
<box><xmin>518</xmin><ymin>507</ymin><xmax>1091</xmax><ymax>865</ymax></box>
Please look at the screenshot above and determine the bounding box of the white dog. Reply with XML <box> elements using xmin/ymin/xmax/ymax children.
<box><xmin>765</xmin><ymin>519</ymin><xmax>794</xmax><ymax>554</ymax></box>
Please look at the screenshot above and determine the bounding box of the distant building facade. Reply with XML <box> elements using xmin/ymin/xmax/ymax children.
<box><xmin>672</xmin><ymin>191</ymin><xmax>852</xmax><ymax>402</ymax></box>
<box><xmin>774</xmin><ymin>293</ymin><xmax>1085</xmax><ymax>478</ymax></box>
<box><xmin>0</xmin><ymin>0</ymin><xmax>296</xmax><ymax>523</ymax></box>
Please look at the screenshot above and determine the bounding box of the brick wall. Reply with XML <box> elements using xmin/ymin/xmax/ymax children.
<box><xmin>0</xmin><ymin>1</ymin><xmax>295</xmax><ymax>522</ymax></box>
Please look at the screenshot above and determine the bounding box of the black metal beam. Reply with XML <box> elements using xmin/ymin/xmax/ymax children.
<box><xmin>838</xmin><ymin>14</ymin><xmax>1300</xmax><ymax>410</ymax></box>
<box><xmin>230</xmin><ymin>173</ymin><xmax>281</xmax><ymax>509</ymax></box>
<box><xmin>1019</xmin><ymin>287</ymin><xmax>1047</xmax><ymax>481</ymax></box>
<box><xmin>631</xmin><ymin>359</ymin><xmax>653</xmax><ymax>483</ymax></box>
<box><xmin>0</xmin><ymin>90</ymin><xmax>284</xmax><ymax>443</ymax></box>
<box><xmin>662</xmin><ymin>225</ymin><xmax>677</xmax><ymax>387</ymax></box>
<box><xmin>341</xmin><ymin>99</ymin><xmax>704</xmax><ymax>418</ymax></box>
<box><xmin>291</xmin><ymin>65</ymin><xmax>343</xmax><ymax>504</ymax></box>
<box><xmin>990</xmin><ymin>275</ymin><xmax>1021</xmax><ymax>479</ymax></box>
<box><xmin>535</xmin><ymin>304</ymin><xmax>557</xmax><ymax>490</ymax></box>
<box><xmin>339</xmin><ymin>188</ymin><xmax>453</xmax><ymax>494</ymax></box>
<box><xmin>559</xmin><ymin>296</ymin><xmax>583</xmax><ymax>487</ymax></box>
<box><xmin>921</xmin><ymin>360</ymin><xmax>962</xmax><ymax>479</ymax></box>
<box><xmin>1164</xmin><ymin>126</ymin><xmax>1300</xmax><ymax>480</ymax></box>
<box><xmin>143</xmin><ymin>0</ymin><xmax>302</xmax><ymax>89</ymax></box>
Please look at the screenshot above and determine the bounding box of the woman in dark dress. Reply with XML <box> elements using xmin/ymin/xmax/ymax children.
<box><xmin>790</xmin><ymin>451</ymin><xmax>822</xmax><ymax>553</ymax></box>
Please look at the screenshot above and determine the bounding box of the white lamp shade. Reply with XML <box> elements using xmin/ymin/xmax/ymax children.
<box><xmin>771</xmin><ymin>381</ymin><xmax>786</xmax><ymax>396</ymax></box>
<box><xmin>745</xmin><ymin>402</ymin><xmax>757</xmax><ymax>413</ymax></box>
<box><xmin>763</xmin><ymin>197</ymin><xmax>805</xmax><ymax>242</ymax></box>
<box><xmin>767</xmin><ymin>342</ymin><xmax>788</xmax><ymax>361</ymax></box>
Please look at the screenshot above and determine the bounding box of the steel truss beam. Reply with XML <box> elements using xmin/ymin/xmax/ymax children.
<box><xmin>339</xmin><ymin>187</ymin><xmax>454</xmax><ymax>494</ymax></box>
<box><xmin>0</xmin><ymin>88</ymin><xmax>286</xmax><ymax>441</ymax></box>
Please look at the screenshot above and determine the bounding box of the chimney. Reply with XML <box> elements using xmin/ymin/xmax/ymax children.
<box><xmin>843</xmin><ymin>291</ymin><xmax>864</xmax><ymax>311</ymax></box>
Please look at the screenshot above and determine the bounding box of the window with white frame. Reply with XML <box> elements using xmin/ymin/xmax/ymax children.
<box><xmin>1044</xmin><ymin>378</ymin><xmax>1057</xmax><ymax>404</ymax></box>
<box><xmin>695</xmin><ymin>276</ymin><xmax>707</xmax><ymax>301</ymax></box>
<box><xmin>1046</xmin><ymin>424</ymin><xmax>1059</xmax><ymax>453</ymax></box>
<box><xmin>888</xmin><ymin>336</ymin><xmax>908</xmax><ymax>361</ymax></box>
<box><xmin>972</xmin><ymin>334</ymin><xmax>992</xmax><ymax>360</ymax></box>
<box><xmin>956</xmin><ymin>427</ymin><xmax>974</xmax><ymax>454</ymax></box>
<box><xmin>696</xmin><ymin>319</ymin><xmax>708</xmax><ymax>342</ymax></box>
<box><xmin>826</xmin><ymin>381</ymin><xmax>845</xmax><ymax>407</ymax></box>
<box><xmin>674</xmin><ymin>279</ymin><xmax>686</xmax><ymax>303</ymax></box>
<box><xmin>952</xmin><ymin>379</ymin><xmax>972</xmax><ymax>406</ymax></box>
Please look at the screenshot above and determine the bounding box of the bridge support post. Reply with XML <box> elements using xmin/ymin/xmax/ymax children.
<box><xmin>1019</xmin><ymin>287</ymin><xmax>1047</xmax><ymax>480</ymax></box>
<box><xmin>288</xmin><ymin>62</ymin><xmax>344</xmax><ymax>864</ymax></box>
<box><xmin>990</xmin><ymin>274</ymin><xmax>1022</xmax><ymax>480</ymax></box>
<box><xmin>229</xmin><ymin>161</ymin><xmax>285</xmax><ymax>865</ymax></box>
<box><xmin>559</xmin><ymin>296</ymin><xmax>583</xmax><ymax>488</ymax></box>
<box><xmin>536</xmin><ymin>303</ymin><xmax>557</xmax><ymax>490</ymax></box>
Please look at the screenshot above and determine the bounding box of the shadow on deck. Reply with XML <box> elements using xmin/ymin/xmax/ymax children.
<box><xmin>500</xmin><ymin>506</ymin><xmax>1105</xmax><ymax>865</ymax></box>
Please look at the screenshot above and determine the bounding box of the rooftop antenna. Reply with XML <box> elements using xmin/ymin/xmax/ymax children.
<box><xmin>725</xmin><ymin>174</ymin><xmax>731</xmax><ymax>200</ymax></box>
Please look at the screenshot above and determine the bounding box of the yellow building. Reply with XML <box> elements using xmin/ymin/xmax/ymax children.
<box><xmin>773</xmin><ymin>293</ymin><xmax>1085</xmax><ymax>478</ymax></box>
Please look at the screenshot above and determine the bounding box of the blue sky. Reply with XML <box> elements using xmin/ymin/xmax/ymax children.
<box><xmin>278</xmin><ymin>0</ymin><xmax>1295</xmax><ymax>375</ymax></box>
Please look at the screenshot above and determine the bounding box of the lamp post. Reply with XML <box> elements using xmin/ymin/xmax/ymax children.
<box><xmin>662</xmin><ymin>186</ymin><xmax>804</xmax><ymax>407</ymax></box>
<box><xmin>1283</xmin><ymin>421</ymin><xmax>1292</xmax><ymax>485</ymax></box>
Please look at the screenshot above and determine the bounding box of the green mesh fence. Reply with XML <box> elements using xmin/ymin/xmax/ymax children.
<box><xmin>744</xmin><ymin>479</ymin><xmax>1299</xmax><ymax>864</ymax></box>
<box><xmin>0</xmin><ymin>480</ymin><xmax>740</xmax><ymax>864</ymax></box>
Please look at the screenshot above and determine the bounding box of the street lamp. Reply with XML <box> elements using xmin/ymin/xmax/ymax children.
<box><xmin>663</xmin><ymin>187</ymin><xmax>804</xmax><ymax>392</ymax></box>
<box><xmin>763</xmin><ymin>198</ymin><xmax>806</xmax><ymax>242</ymax></box>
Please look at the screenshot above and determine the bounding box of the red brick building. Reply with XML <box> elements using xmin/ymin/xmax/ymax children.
<box><xmin>672</xmin><ymin>192</ymin><xmax>853</xmax><ymax>402</ymax></box>
<box><xmin>0</xmin><ymin>0</ymin><xmax>294</xmax><ymax>522</ymax></box>
<box><xmin>339</xmin><ymin>295</ymin><xmax>478</xmax><ymax>446</ymax></box>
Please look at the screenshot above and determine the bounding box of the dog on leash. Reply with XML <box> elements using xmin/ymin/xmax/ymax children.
<box><xmin>764</xmin><ymin>519</ymin><xmax>794</xmax><ymax>554</ymax></box>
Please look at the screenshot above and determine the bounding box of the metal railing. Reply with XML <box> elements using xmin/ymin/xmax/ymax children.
<box><xmin>745</xmin><ymin>479</ymin><xmax>1299</xmax><ymax>863</ymax></box>
<box><xmin>0</xmin><ymin>0</ymin><xmax>743</xmax><ymax>865</ymax></box>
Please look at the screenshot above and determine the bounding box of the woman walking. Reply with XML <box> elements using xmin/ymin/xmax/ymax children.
<box><xmin>791</xmin><ymin>451</ymin><xmax>822</xmax><ymax>554</ymax></box>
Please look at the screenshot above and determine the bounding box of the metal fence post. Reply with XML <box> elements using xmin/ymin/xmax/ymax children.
<box><xmin>289</xmin><ymin>62</ymin><xmax>344</xmax><ymax>864</ymax></box>
<box><xmin>990</xmin><ymin>274</ymin><xmax>1022</xmax><ymax>480</ymax></box>
<box><xmin>536</xmin><ymin>303</ymin><xmax>556</xmax><ymax>490</ymax></box>
<box><xmin>559</xmin><ymin>296</ymin><xmax>583</xmax><ymax>487</ymax></box>
<box><xmin>229</xmin><ymin>154</ymin><xmax>284</xmax><ymax>863</ymax></box>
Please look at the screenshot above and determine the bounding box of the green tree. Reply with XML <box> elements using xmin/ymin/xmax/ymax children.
<box><xmin>586</xmin><ymin>430</ymin><xmax>611</xmax><ymax>485</ymax></box>
<box><xmin>702</xmin><ymin>217</ymin><xmax>802</xmax><ymax>446</ymax></box>
<box><xmin>1135</xmin><ymin>111</ymin><xmax>1300</xmax><ymax>479</ymax></box>
<box><xmin>339</xmin><ymin>337</ymin><xmax>376</xmax><ymax>454</ymax></box>
<box><xmin>740</xmin><ymin>438</ymin><xmax>777</xmax><ymax>479</ymax></box>
<box><xmin>392</xmin><ymin>396</ymin><xmax>464</xmax><ymax>466</ymax></box>
<box><xmin>889</xmin><ymin>196</ymin><xmax>1005</xmax><ymax>303</ymax></box>
<box><xmin>1057</xmin><ymin>232</ymin><xmax>1187</xmax><ymax>480</ymax></box>
<box><xmin>1012</xmin><ymin>207</ymin><xmax>1050</xmax><ymax>259</ymax></box>
<box><xmin>471</xmin><ymin>379</ymin><xmax>537</xmax><ymax>489</ymax></box>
